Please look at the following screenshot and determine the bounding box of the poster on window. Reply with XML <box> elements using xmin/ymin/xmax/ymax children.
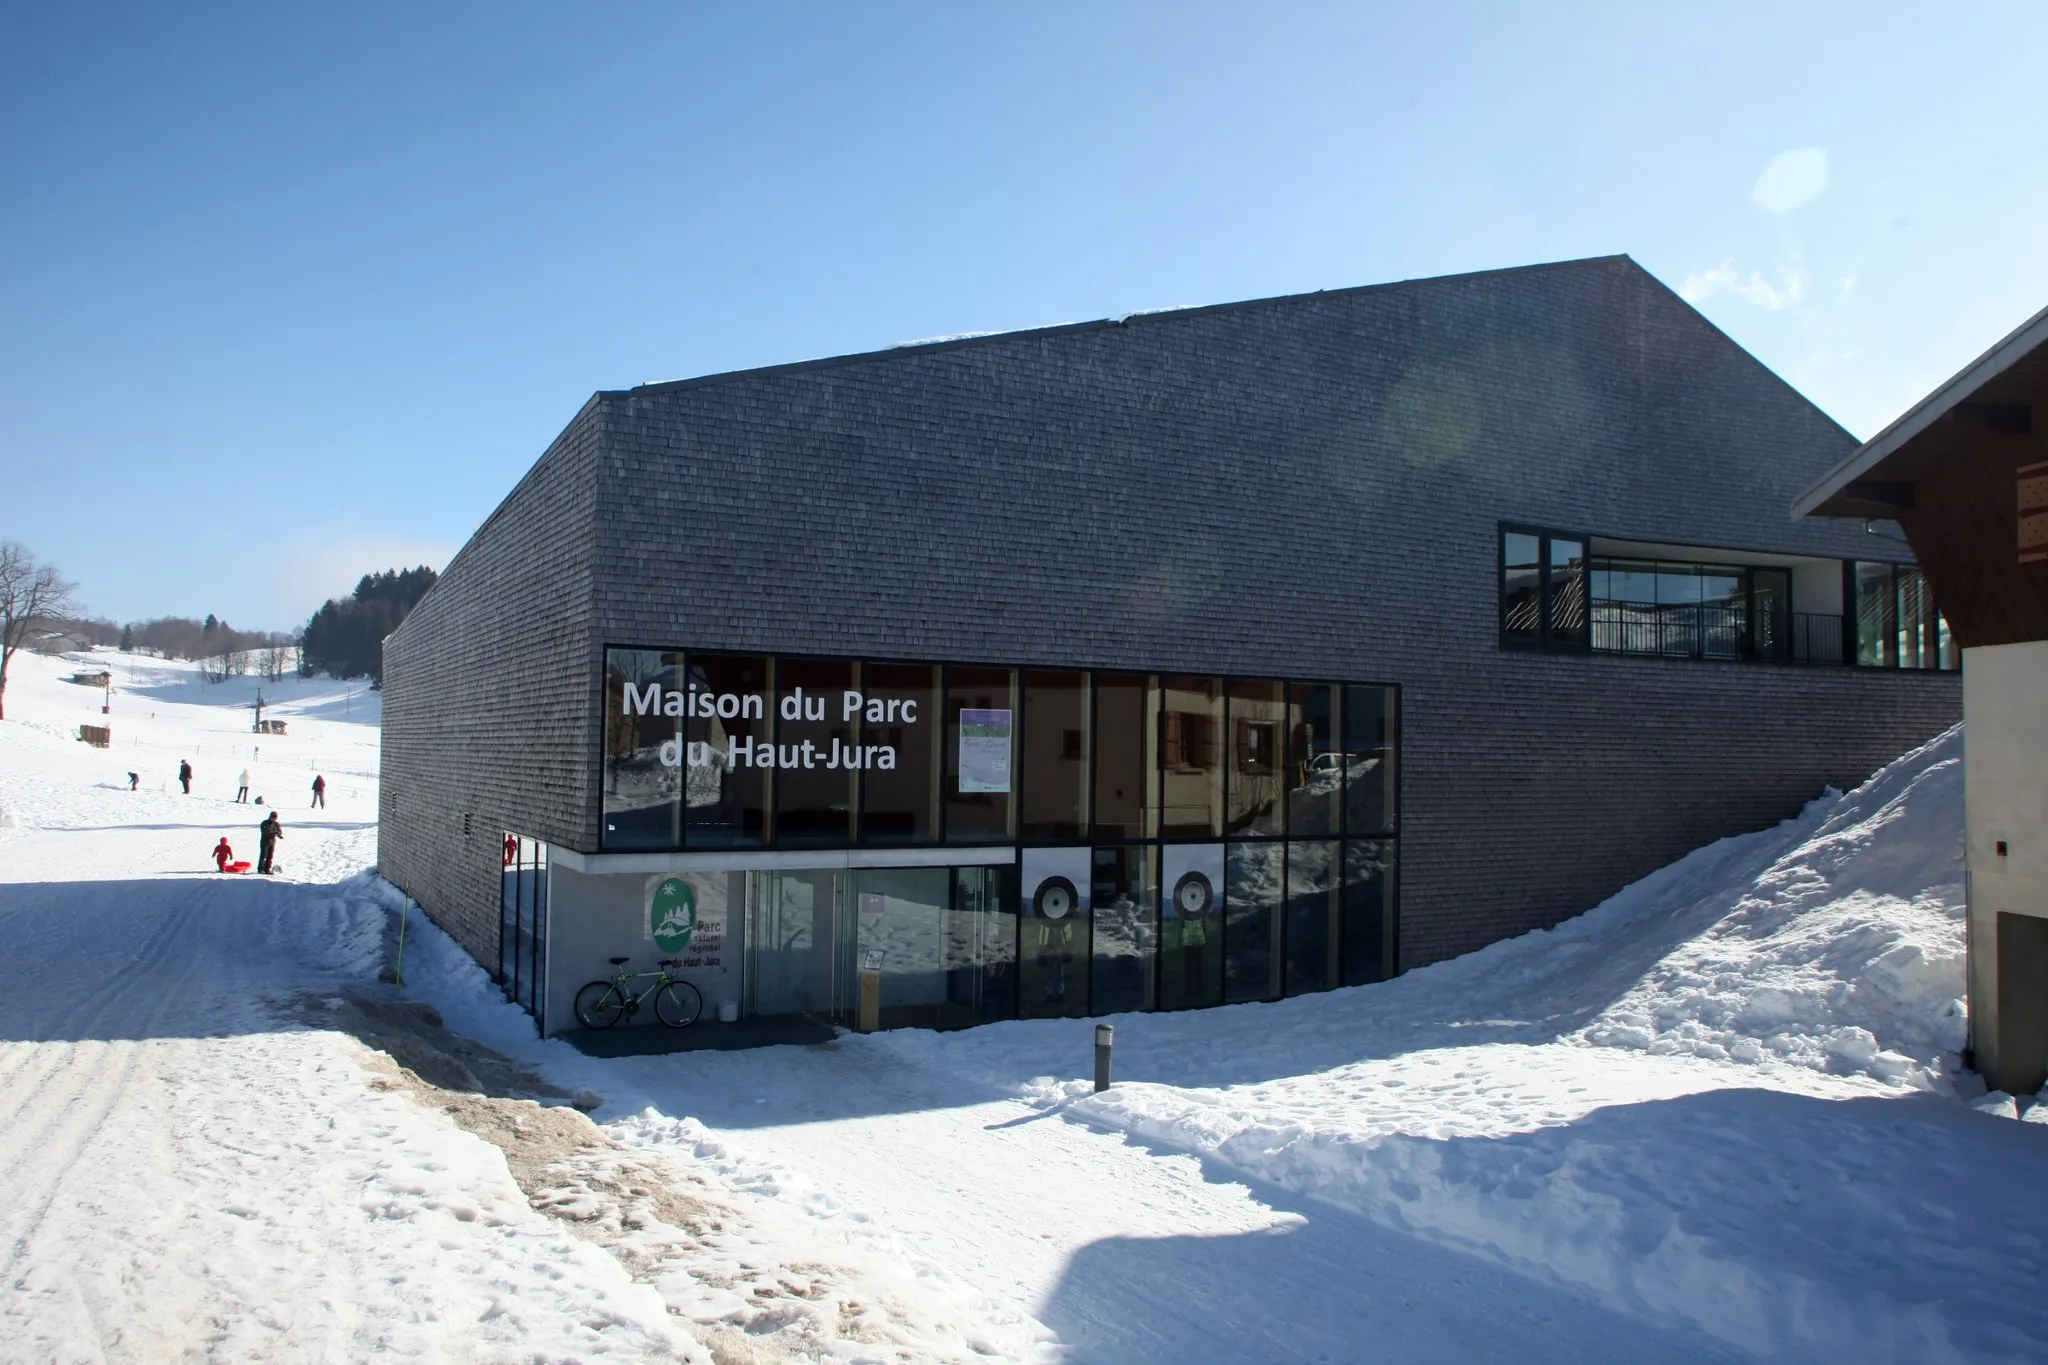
<box><xmin>958</xmin><ymin>708</ymin><xmax>1013</xmax><ymax>793</ymax></box>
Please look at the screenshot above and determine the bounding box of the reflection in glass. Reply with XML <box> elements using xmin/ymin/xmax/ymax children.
<box><xmin>1855</xmin><ymin>562</ymin><xmax>1894</xmax><ymax>667</ymax></box>
<box><xmin>1020</xmin><ymin>849</ymin><xmax>1090</xmax><ymax>1018</ymax></box>
<box><xmin>1285</xmin><ymin>840</ymin><xmax>1339</xmax><ymax>996</ymax></box>
<box><xmin>749</xmin><ymin>869</ymin><xmax>850</xmax><ymax>1021</ymax></box>
<box><xmin>1158</xmin><ymin>844</ymin><xmax>1223</xmax><ymax>1010</ymax></box>
<box><xmin>1159</xmin><ymin>676</ymin><xmax>1223</xmax><ymax>838</ymax></box>
<box><xmin>1897</xmin><ymin>568</ymin><xmax>1935</xmax><ymax>669</ymax></box>
<box><xmin>1549</xmin><ymin>538</ymin><xmax>1587</xmax><ymax>645</ymax></box>
<box><xmin>858</xmin><ymin>662</ymin><xmax>940</xmax><ymax>843</ymax></box>
<box><xmin>1225</xmin><ymin>679</ymin><xmax>1286</xmax><ymax>837</ymax></box>
<box><xmin>852</xmin><ymin>867</ymin><xmax>957</xmax><ymax>1029</ymax></box>
<box><xmin>775</xmin><ymin>657</ymin><xmax>857</xmax><ymax>844</ymax></box>
<box><xmin>1937</xmin><ymin>611</ymin><xmax>1957</xmax><ymax>670</ymax></box>
<box><xmin>1224</xmin><ymin>841</ymin><xmax>1283</xmax><ymax>1004</ymax></box>
<box><xmin>602</xmin><ymin>649</ymin><xmax>682</xmax><ymax>849</ymax></box>
<box><xmin>1092</xmin><ymin>673</ymin><xmax>1158</xmax><ymax>839</ymax></box>
<box><xmin>1502</xmin><ymin>531</ymin><xmax>1541</xmax><ymax>639</ymax></box>
<box><xmin>1091</xmin><ymin>846</ymin><xmax>1155</xmax><ymax>1014</ymax></box>
<box><xmin>1341</xmin><ymin>841</ymin><xmax>1395</xmax><ymax>986</ymax></box>
<box><xmin>1342</xmin><ymin>685</ymin><xmax>1396</xmax><ymax>835</ymax></box>
<box><xmin>1022</xmin><ymin>670</ymin><xmax>1090</xmax><ymax>840</ymax></box>
<box><xmin>1749</xmin><ymin>568</ymin><xmax>1790</xmax><ymax>664</ymax></box>
<box><xmin>685</xmin><ymin>653</ymin><xmax>771</xmax><ymax>847</ymax></box>
<box><xmin>953</xmin><ymin>866</ymin><xmax>1017</xmax><ymax>1024</ymax></box>
<box><xmin>944</xmin><ymin>667</ymin><xmax>1017</xmax><ymax>843</ymax></box>
<box><xmin>1288</xmin><ymin>683</ymin><xmax>1340</xmax><ymax>836</ymax></box>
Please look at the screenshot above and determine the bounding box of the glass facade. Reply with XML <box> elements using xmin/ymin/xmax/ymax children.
<box><xmin>499</xmin><ymin>834</ymin><xmax>549</xmax><ymax>1019</ymax></box>
<box><xmin>599</xmin><ymin>647</ymin><xmax>1403</xmax><ymax>1022</ymax></box>
<box><xmin>1502</xmin><ymin>525</ymin><xmax>1957</xmax><ymax>674</ymax></box>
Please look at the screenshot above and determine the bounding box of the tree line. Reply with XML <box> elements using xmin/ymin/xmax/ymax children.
<box><xmin>298</xmin><ymin>566</ymin><xmax>438</xmax><ymax>686</ymax></box>
<box><xmin>1</xmin><ymin>538</ymin><xmax>438</xmax><ymax>712</ymax></box>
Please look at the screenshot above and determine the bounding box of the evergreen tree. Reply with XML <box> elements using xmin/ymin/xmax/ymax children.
<box><xmin>299</xmin><ymin>566</ymin><xmax>438</xmax><ymax>685</ymax></box>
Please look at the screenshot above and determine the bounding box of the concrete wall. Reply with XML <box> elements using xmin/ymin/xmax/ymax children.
<box><xmin>381</xmin><ymin>256</ymin><xmax>1961</xmax><ymax>994</ymax></box>
<box><xmin>1964</xmin><ymin>639</ymin><xmax>2048</xmax><ymax>1091</ymax></box>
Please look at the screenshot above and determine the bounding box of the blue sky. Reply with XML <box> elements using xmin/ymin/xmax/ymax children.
<box><xmin>4</xmin><ymin>3</ymin><xmax>2046</xmax><ymax>629</ymax></box>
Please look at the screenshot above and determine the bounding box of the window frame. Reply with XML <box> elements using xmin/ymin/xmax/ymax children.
<box><xmin>1498</xmin><ymin>523</ymin><xmax>1591</xmax><ymax>654</ymax></box>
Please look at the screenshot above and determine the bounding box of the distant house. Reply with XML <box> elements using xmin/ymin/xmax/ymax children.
<box><xmin>1796</xmin><ymin>302</ymin><xmax>2048</xmax><ymax>1095</ymax></box>
<box><xmin>32</xmin><ymin>632</ymin><xmax>87</xmax><ymax>657</ymax></box>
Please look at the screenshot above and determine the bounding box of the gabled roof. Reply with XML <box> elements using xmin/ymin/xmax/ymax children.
<box><xmin>613</xmin><ymin>255</ymin><xmax>1636</xmax><ymax>399</ymax></box>
<box><xmin>1793</xmin><ymin>299</ymin><xmax>2048</xmax><ymax>519</ymax></box>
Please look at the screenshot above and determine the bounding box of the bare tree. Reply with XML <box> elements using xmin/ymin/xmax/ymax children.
<box><xmin>0</xmin><ymin>541</ymin><xmax>82</xmax><ymax>721</ymax></box>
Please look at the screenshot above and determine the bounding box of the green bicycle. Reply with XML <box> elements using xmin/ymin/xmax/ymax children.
<box><xmin>572</xmin><ymin>956</ymin><xmax>704</xmax><ymax>1029</ymax></box>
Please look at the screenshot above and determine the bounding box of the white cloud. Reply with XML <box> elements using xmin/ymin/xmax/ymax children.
<box><xmin>1680</xmin><ymin>257</ymin><xmax>1808</xmax><ymax>311</ymax></box>
<box><xmin>1750</xmin><ymin>147</ymin><xmax>1829</xmax><ymax>215</ymax></box>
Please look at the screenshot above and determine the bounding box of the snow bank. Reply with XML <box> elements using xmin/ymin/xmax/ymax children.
<box><xmin>859</xmin><ymin>724</ymin><xmax>2045</xmax><ymax>1362</ymax></box>
<box><xmin>1573</xmin><ymin>726</ymin><xmax>1966</xmax><ymax>1089</ymax></box>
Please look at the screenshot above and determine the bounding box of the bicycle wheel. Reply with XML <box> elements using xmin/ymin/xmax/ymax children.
<box><xmin>574</xmin><ymin>981</ymin><xmax>627</xmax><ymax>1029</ymax></box>
<box><xmin>655</xmin><ymin>979</ymin><xmax>703</xmax><ymax>1028</ymax></box>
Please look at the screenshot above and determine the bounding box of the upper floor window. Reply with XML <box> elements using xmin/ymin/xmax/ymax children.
<box><xmin>1500</xmin><ymin>526</ymin><xmax>1588</xmax><ymax>651</ymax></box>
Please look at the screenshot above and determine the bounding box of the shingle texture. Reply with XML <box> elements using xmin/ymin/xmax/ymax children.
<box><xmin>381</xmin><ymin>256</ymin><xmax>1959</xmax><ymax>975</ymax></box>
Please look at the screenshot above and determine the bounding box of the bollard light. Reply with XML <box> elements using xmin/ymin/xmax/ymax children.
<box><xmin>1094</xmin><ymin>1023</ymin><xmax>1114</xmax><ymax>1093</ymax></box>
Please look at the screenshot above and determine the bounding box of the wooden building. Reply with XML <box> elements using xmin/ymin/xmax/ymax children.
<box><xmin>1797</xmin><ymin>304</ymin><xmax>2048</xmax><ymax>1095</ymax></box>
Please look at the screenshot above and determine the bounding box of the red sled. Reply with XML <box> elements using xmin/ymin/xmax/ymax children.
<box><xmin>220</xmin><ymin>861</ymin><xmax>252</xmax><ymax>874</ymax></box>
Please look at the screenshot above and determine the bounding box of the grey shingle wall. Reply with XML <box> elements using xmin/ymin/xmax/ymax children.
<box><xmin>378</xmin><ymin>400</ymin><xmax>604</xmax><ymax>963</ymax></box>
<box><xmin>383</xmin><ymin>256</ymin><xmax>1959</xmax><ymax>978</ymax></box>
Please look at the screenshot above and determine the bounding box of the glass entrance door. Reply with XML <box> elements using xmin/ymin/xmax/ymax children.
<box><xmin>747</xmin><ymin>870</ymin><xmax>853</xmax><ymax>1022</ymax></box>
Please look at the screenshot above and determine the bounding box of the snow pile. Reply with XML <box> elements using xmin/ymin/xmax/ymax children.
<box><xmin>1570</xmin><ymin>726</ymin><xmax>1967</xmax><ymax>1088</ymax></box>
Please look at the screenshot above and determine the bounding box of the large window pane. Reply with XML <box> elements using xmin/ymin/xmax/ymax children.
<box><xmin>1091</xmin><ymin>845</ymin><xmax>1156</xmax><ymax>1014</ymax></box>
<box><xmin>1288</xmin><ymin>683</ymin><xmax>1341</xmax><ymax>836</ymax></box>
<box><xmin>1159</xmin><ymin>844</ymin><xmax>1223</xmax><ymax>1010</ymax></box>
<box><xmin>1021</xmin><ymin>848</ymin><xmax>1090</xmax><ymax>1018</ymax></box>
<box><xmin>1285</xmin><ymin>840</ymin><xmax>1340</xmax><ymax>996</ymax></box>
<box><xmin>1342</xmin><ymin>684</ymin><xmax>1397</xmax><ymax>835</ymax></box>
<box><xmin>603</xmin><ymin>648</ymin><xmax>682</xmax><ymax>849</ymax></box>
<box><xmin>1225</xmin><ymin>679</ymin><xmax>1286</xmax><ymax>837</ymax></box>
<box><xmin>684</xmin><ymin>653</ymin><xmax>771</xmax><ymax>848</ymax></box>
<box><xmin>953</xmin><ymin>866</ymin><xmax>1017</xmax><ymax>1024</ymax></box>
<box><xmin>1021</xmin><ymin>670</ymin><xmax>1090</xmax><ymax>840</ymax></box>
<box><xmin>1897</xmin><ymin>568</ymin><xmax>1935</xmax><ymax>670</ymax></box>
<box><xmin>1549</xmin><ymin>538</ymin><xmax>1587</xmax><ymax>644</ymax></box>
<box><xmin>853</xmin><ymin>867</ymin><xmax>956</xmax><ymax>1029</ymax></box>
<box><xmin>858</xmin><ymin>662</ymin><xmax>939</xmax><ymax>843</ymax></box>
<box><xmin>1160</xmin><ymin>676</ymin><xmax>1223</xmax><ymax>838</ymax></box>
<box><xmin>1341</xmin><ymin>840</ymin><xmax>1396</xmax><ymax>986</ymax></box>
<box><xmin>1224</xmin><ymin>841</ymin><xmax>1284</xmax><ymax>1004</ymax></box>
<box><xmin>1502</xmin><ymin>531</ymin><xmax>1542</xmax><ymax>640</ymax></box>
<box><xmin>1093</xmin><ymin>673</ymin><xmax>1158</xmax><ymax>839</ymax></box>
<box><xmin>1854</xmin><ymin>563</ymin><xmax>1895</xmax><ymax>667</ymax></box>
<box><xmin>943</xmin><ymin>667</ymin><xmax>1017</xmax><ymax>842</ymax></box>
<box><xmin>774</xmin><ymin>658</ymin><xmax>857</xmax><ymax>844</ymax></box>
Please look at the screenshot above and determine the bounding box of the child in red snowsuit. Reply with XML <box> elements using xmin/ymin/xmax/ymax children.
<box><xmin>213</xmin><ymin>838</ymin><xmax>234</xmax><ymax>872</ymax></box>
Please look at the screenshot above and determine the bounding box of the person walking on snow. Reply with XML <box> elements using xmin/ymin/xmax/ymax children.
<box><xmin>177</xmin><ymin>760</ymin><xmax>192</xmax><ymax>795</ymax></box>
<box><xmin>257</xmin><ymin>812</ymin><xmax>283</xmax><ymax>875</ymax></box>
<box><xmin>235</xmin><ymin>769</ymin><xmax>251</xmax><ymax>803</ymax></box>
<box><xmin>311</xmin><ymin>774</ymin><xmax>326</xmax><ymax>809</ymax></box>
<box><xmin>213</xmin><ymin>837</ymin><xmax>234</xmax><ymax>872</ymax></box>
<box><xmin>127</xmin><ymin>772</ymin><xmax>138</xmax><ymax>791</ymax></box>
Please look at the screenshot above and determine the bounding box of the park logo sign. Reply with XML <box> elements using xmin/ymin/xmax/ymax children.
<box><xmin>646</xmin><ymin>876</ymin><xmax>697</xmax><ymax>953</ymax></box>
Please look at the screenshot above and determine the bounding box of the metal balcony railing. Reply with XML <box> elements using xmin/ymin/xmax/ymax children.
<box><xmin>1590</xmin><ymin>602</ymin><xmax>1848</xmax><ymax>665</ymax></box>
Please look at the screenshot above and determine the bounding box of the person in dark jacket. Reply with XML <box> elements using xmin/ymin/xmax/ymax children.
<box><xmin>178</xmin><ymin>760</ymin><xmax>192</xmax><ymax>795</ymax></box>
<box><xmin>257</xmin><ymin>812</ymin><xmax>283</xmax><ymax>874</ymax></box>
<box><xmin>311</xmin><ymin>774</ymin><xmax>326</xmax><ymax>809</ymax></box>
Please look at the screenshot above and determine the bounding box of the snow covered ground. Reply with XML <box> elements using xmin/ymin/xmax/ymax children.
<box><xmin>5</xmin><ymin>646</ymin><xmax>2047</xmax><ymax>1362</ymax></box>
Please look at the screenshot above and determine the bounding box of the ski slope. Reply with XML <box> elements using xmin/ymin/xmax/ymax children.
<box><xmin>5</xmin><ymin>646</ymin><xmax>2047</xmax><ymax>1362</ymax></box>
